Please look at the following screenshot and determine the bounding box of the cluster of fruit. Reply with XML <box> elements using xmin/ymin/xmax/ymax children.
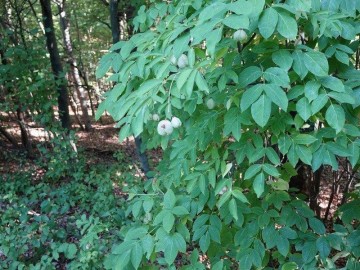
<box><xmin>150</xmin><ymin>114</ymin><xmax>182</xmax><ymax>136</ymax></box>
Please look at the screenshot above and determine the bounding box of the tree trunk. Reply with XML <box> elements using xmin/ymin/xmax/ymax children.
<box><xmin>39</xmin><ymin>0</ymin><xmax>70</xmax><ymax>129</ymax></box>
<box><xmin>109</xmin><ymin>0</ymin><xmax>120</xmax><ymax>45</ymax></box>
<box><xmin>58</xmin><ymin>0</ymin><xmax>92</xmax><ymax>131</ymax></box>
<box><xmin>16</xmin><ymin>108</ymin><xmax>33</xmax><ymax>157</ymax></box>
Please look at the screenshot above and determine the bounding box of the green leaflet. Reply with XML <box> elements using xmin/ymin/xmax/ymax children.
<box><xmin>264</xmin><ymin>84</ymin><xmax>288</xmax><ymax>111</ymax></box>
<box><xmin>296</xmin><ymin>97</ymin><xmax>312</xmax><ymax>121</ymax></box>
<box><xmin>272</xmin><ymin>49</ymin><xmax>293</xmax><ymax>70</ymax></box>
<box><xmin>253</xmin><ymin>172</ymin><xmax>265</xmax><ymax>198</ymax></box>
<box><xmin>223</xmin><ymin>14</ymin><xmax>249</xmax><ymax>30</ymax></box>
<box><xmin>304</xmin><ymin>51</ymin><xmax>329</xmax><ymax>77</ymax></box>
<box><xmin>258</xmin><ymin>7</ymin><xmax>278</xmax><ymax>39</ymax></box>
<box><xmin>238</xmin><ymin>66</ymin><xmax>262</xmax><ymax>88</ymax></box>
<box><xmin>325</xmin><ymin>104</ymin><xmax>345</xmax><ymax>133</ymax></box>
<box><xmin>276</xmin><ymin>10</ymin><xmax>298</xmax><ymax>40</ymax></box>
<box><xmin>251</xmin><ymin>94</ymin><xmax>272</xmax><ymax>127</ymax></box>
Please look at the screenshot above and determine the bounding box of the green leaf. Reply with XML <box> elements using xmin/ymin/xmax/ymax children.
<box><xmin>253</xmin><ymin>172</ymin><xmax>265</xmax><ymax>198</ymax></box>
<box><xmin>227</xmin><ymin>0</ymin><xmax>254</xmax><ymax>15</ymax></box>
<box><xmin>199</xmin><ymin>2</ymin><xmax>227</xmax><ymax>22</ymax></box>
<box><xmin>296</xmin><ymin>145</ymin><xmax>312</xmax><ymax>165</ymax></box>
<box><xmin>188</xmin><ymin>48</ymin><xmax>195</xmax><ymax>67</ymax></box>
<box><xmin>326</xmin><ymin>142</ymin><xmax>352</xmax><ymax>157</ymax></box>
<box><xmin>212</xmin><ymin>260</ymin><xmax>224</xmax><ymax>270</ymax></box>
<box><xmin>277</xmin><ymin>236</ymin><xmax>290</xmax><ymax>257</ymax></box>
<box><xmin>173</xmin><ymin>34</ymin><xmax>189</xmax><ymax>58</ymax></box>
<box><xmin>208</xmin><ymin>169</ymin><xmax>216</xmax><ymax>188</ymax></box>
<box><xmin>263</xmin><ymin>67</ymin><xmax>290</xmax><ymax>88</ymax></box>
<box><xmin>278</xmin><ymin>135</ymin><xmax>292</xmax><ymax>155</ymax></box>
<box><xmin>131</xmin><ymin>242</ymin><xmax>143</xmax><ymax>269</ymax></box>
<box><xmin>316</xmin><ymin>236</ymin><xmax>331</xmax><ymax>259</ymax></box>
<box><xmin>302</xmin><ymin>241</ymin><xmax>317</xmax><ymax>263</ymax></box>
<box><xmin>120</xmin><ymin>41</ymin><xmax>136</xmax><ymax>60</ymax></box>
<box><xmin>321</xmin><ymin>76</ymin><xmax>345</xmax><ymax>92</ymax></box>
<box><xmin>249</xmin><ymin>0</ymin><xmax>265</xmax><ymax>17</ymax></box>
<box><xmin>193</xmin><ymin>214</ymin><xmax>209</xmax><ymax>230</ymax></box>
<box><xmin>251</xmin><ymin>94</ymin><xmax>271</xmax><ymax>127</ymax></box>
<box><xmin>272</xmin><ymin>50</ymin><xmax>293</xmax><ymax>70</ymax></box>
<box><xmin>245</xmin><ymin>164</ymin><xmax>262</xmax><ymax>179</ymax></box>
<box><xmin>222</xmin><ymin>163</ymin><xmax>233</xmax><ymax>178</ymax></box>
<box><xmin>238</xmin><ymin>66</ymin><xmax>262</xmax><ymax>88</ymax></box>
<box><xmin>172</xmin><ymin>206</ymin><xmax>189</xmax><ymax>216</ymax></box>
<box><xmin>349</xmin><ymin>142</ymin><xmax>360</xmax><ymax>168</ymax></box>
<box><xmin>276</xmin><ymin>10</ymin><xmax>298</xmax><ymax>40</ymax></box>
<box><xmin>293</xmin><ymin>134</ymin><xmax>317</xmax><ymax>145</ymax></box>
<box><xmin>65</xmin><ymin>243</ymin><xmax>77</xmax><ymax>259</ymax></box>
<box><xmin>266</xmin><ymin>147</ymin><xmax>281</xmax><ymax>165</ymax></box>
<box><xmin>141</xmin><ymin>235</ymin><xmax>154</xmax><ymax>259</ymax></box>
<box><xmin>292</xmin><ymin>50</ymin><xmax>308</xmax><ymax>79</ymax></box>
<box><xmin>258</xmin><ymin>8</ymin><xmax>278</xmax><ymax>39</ymax></box>
<box><xmin>288</xmin><ymin>144</ymin><xmax>299</xmax><ymax>167</ymax></box>
<box><xmin>199</xmin><ymin>232</ymin><xmax>211</xmax><ymax>253</ymax></box>
<box><xmin>206</xmin><ymin>28</ymin><xmax>223</xmax><ymax>57</ymax></box>
<box><xmin>125</xmin><ymin>227</ymin><xmax>148</xmax><ymax>241</ymax></box>
<box><xmin>271</xmin><ymin>179</ymin><xmax>289</xmax><ymax>191</ymax></box>
<box><xmin>296</xmin><ymin>97</ymin><xmax>311</xmax><ymax>121</ymax></box>
<box><xmin>327</xmin><ymin>92</ymin><xmax>355</xmax><ymax>104</ymax></box>
<box><xmin>232</xmin><ymin>189</ymin><xmax>249</xmax><ymax>203</ymax></box>
<box><xmin>96</xmin><ymin>54</ymin><xmax>113</xmax><ymax>79</ymax></box>
<box><xmin>119</xmin><ymin>124</ymin><xmax>131</xmax><ymax>142</ymax></box>
<box><xmin>229</xmin><ymin>198</ymin><xmax>238</xmax><ymax>220</ymax></box>
<box><xmin>309</xmin><ymin>217</ymin><xmax>326</xmax><ymax>234</ymax></box>
<box><xmin>241</xmin><ymin>84</ymin><xmax>264</xmax><ymax>111</ymax></box>
<box><xmin>311</xmin><ymin>94</ymin><xmax>328</xmax><ymax>114</ymax></box>
<box><xmin>264</xmin><ymin>84</ymin><xmax>288</xmax><ymax>111</ymax></box>
<box><xmin>132</xmin><ymin>200</ymin><xmax>143</xmax><ymax>218</ymax></box>
<box><xmin>325</xmin><ymin>104</ymin><xmax>345</xmax><ymax>133</ymax></box>
<box><xmin>304</xmin><ymin>51</ymin><xmax>329</xmax><ymax>77</ymax></box>
<box><xmin>224</xmin><ymin>108</ymin><xmax>242</xmax><ymax>141</ymax></box>
<box><xmin>163</xmin><ymin>211</ymin><xmax>175</xmax><ymax>233</ymax></box>
<box><xmin>164</xmin><ymin>189</ymin><xmax>176</xmax><ymax>209</ymax></box>
<box><xmin>223</xmin><ymin>14</ymin><xmax>249</xmax><ymax>29</ymax></box>
<box><xmin>217</xmin><ymin>190</ymin><xmax>231</xmax><ymax>208</ymax></box>
<box><xmin>335</xmin><ymin>50</ymin><xmax>349</xmax><ymax>65</ymax></box>
<box><xmin>263</xmin><ymin>163</ymin><xmax>280</xmax><ymax>177</ymax></box>
<box><xmin>173</xmin><ymin>233</ymin><xmax>186</xmax><ymax>253</ymax></box>
<box><xmin>304</xmin><ymin>81</ymin><xmax>321</xmax><ymax>102</ymax></box>
<box><xmin>281</xmin><ymin>262</ymin><xmax>298</xmax><ymax>270</ymax></box>
<box><xmin>185</xmin><ymin>69</ymin><xmax>197</xmax><ymax>97</ymax></box>
<box><xmin>195</xmin><ymin>72</ymin><xmax>210</xmax><ymax>94</ymax></box>
<box><xmin>177</xmin><ymin>68</ymin><xmax>193</xmax><ymax>90</ymax></box>
<box><xmin>162</xmin><ymin>234</ymin><xmax>180</xmax><ymax>265</ymax></box>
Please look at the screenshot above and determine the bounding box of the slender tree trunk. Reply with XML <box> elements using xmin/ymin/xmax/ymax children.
<box><xmin>39</xmin><ymin>0</ymin><xmax>70</xmax><ymax>129</ymax></box>
<box><xmin>109</xmin><ymin>0</ymin><xmax>120</xmax><ymax>45</ymax></box>
<box><xmin>16</xmin><ymin>108</ymin><xmax>33</xmax><ymax>156</ymax></box>
<box><xmin>58</xmin><ymin>0</ymin><xmax>92</xmax><ymax>131</ymax></box>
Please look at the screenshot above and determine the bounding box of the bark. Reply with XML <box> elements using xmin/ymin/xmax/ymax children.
<box><xmin>17</xmin><ymin>108</ymin><xmax>33</xmax><ymax>156</ymax></box>
<box><xmin>58</xmin><ymin>0</ymin><xmax>92</xmax><ymax>131</ymax></box>
<box><xmin>40</xmin><ymin>0</ymin><xmax>70</xmax><ymax>129</ymax></box>
<box><xmin>109</xmin><ymin>0</ymin><xmax>120</xmax><ymax>44</ymax></box>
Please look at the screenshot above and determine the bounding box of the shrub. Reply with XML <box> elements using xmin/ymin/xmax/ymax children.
<box><xmin>97</xmin><ymin>0</ymin><xmax>360</xmax><ymax>269</ymax></box>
